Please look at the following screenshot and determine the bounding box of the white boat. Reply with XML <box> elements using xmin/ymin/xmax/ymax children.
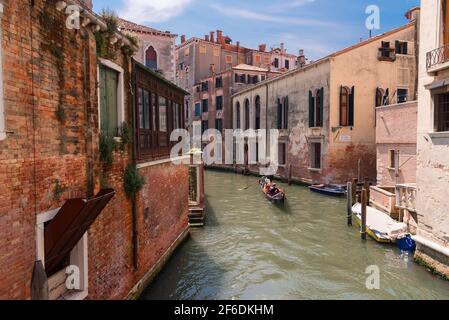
<box><xmin>352</xmin><ymin>203</ymin><xmax>408</xmax><ymax>243</ymax></box>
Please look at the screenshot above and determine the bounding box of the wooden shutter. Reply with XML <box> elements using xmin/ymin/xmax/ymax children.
<box><xmin>339</xmin><ymin>86</ymin><xmax>343</xmax><ymax>126</ymax></box>
<box><xmin>395</xmin><ymin>41</ymin><xmax>400</xmax><ymax>54</ymax></box>
<box><xmin>277</xmin><ymin>99</ymin><xmax>282</xmax><ymax>129</ymax></box>
<box><xmin>44</xmin><ymin>189</ymin><xmax>115</xmax><ymax>276</ymax></box>
<box><xmin>318</xmin><ymin>88</ymin><xmax>324</xmax><ymax>127</ymax></box>
<box><xmin>284</xmin><ymin>96</ymin><xmax>289</xmax><ymax>129</ymax></box>
<box><xmin>403</xmin><ymin>42</ymin><xmax>408</xmax><ymax>55</ymax></box>
<box><xmin>99</xmin><ymin>66</ymin><xmax>119</xmax><ymax>136</ymax></box>
<box><xmin>309</xmin><ymin>90</ymin><xmax>315</xmax><ymax>127</ymax></box>
<box><xmin>445</xmin><ymin>0</ymin><xmax>449</xmax><ymax>46</ymax></box>
<box><xmin>349</xmin><ymin>86</ymin><xmax>355</xmax><ymax>126</ymax></box>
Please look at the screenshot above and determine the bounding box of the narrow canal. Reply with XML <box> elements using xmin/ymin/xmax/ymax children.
<box><xmin>142</xmin><ymin>171</ymin><xmax>449</xmax><ymax>300</ymax></box>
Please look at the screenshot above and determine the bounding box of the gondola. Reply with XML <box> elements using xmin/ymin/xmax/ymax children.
<box><xmin>259</xmin><ymin>177</ymin><xmax>285</xmax><ymax>203</ymax></box>
<box><xmin>309</xmin><ymin>184</ymin><xmax>347</xmax><ymax>197</ymax></box>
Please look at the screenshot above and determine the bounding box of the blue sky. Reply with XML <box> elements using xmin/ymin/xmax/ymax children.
<box><xmin>92</xmin><ymin>0</ymin><xmax>419</xmax><ymax>60</ymax></box>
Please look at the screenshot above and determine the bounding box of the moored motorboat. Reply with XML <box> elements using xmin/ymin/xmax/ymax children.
<box><xmin>352</xmin><ymin>203</ymin><xmax>416</xmax><ymax>251</ymax></box>
<box><xmin>259</xmin><ymin>177</ymin><xmax>285</xmax><ymax>203</ymax></box>
<box><xmin>309</xmin><ymin>184</ymin><xmax>347</xmax><ymax>196</ymax></box>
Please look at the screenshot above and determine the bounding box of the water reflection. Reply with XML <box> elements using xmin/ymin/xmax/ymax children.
<box><xmin>141</xmin><ymin>171</ymin><xmax>449</xmax><ymax>300</ymax></box>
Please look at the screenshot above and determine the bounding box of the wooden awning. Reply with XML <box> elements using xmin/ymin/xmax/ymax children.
<box><xmin>44</xmin><ymin>189</ymin><xmax>116</xmax><ymax>276</ymax></box>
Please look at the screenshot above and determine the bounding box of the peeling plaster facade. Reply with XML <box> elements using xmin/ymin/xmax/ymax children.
<box><xmin>233</xmin><ymin>22</ymin><xmax>417</xmax><ymax>185</ymax></box>
<box><xmin>415</xmin><ymin>0</ymin><xmax>449</xmax><ymax>277</ymax></box>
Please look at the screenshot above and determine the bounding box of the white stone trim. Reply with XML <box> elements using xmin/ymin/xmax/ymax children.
<box><xmin>36</xmin><ymin>208</ymin><xmax>89</xmax><ymax>300</ymax></box>
<box><xmin>137</xmin><ymin>155</ymin><xmax>189</xmax><ymax>169</ymax></box>
<box><xmin>98</xmin><ymin>58</ymin><xmax>125</xmax><ymax>136</ymax></box>
<box><xmin>0</xmin><ymin>3</ymin><xmax>5</xmax><ymax>141</ymax></box>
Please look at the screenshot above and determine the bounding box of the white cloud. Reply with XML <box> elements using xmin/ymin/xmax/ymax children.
<box><xmin>119</xmin><ymin>0</ymin><xmax>194</xmax><ymax>24</ymax></box>
<box><xmin>210</xmin><ymin>3</ymin><xmax>334</xmax><ymax>27</ymax></box>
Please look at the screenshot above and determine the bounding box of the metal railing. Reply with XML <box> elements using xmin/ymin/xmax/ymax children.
<box><xmin>395</xmin><ymin>184</ymin><xmax>417</xmax><ymax>212</ymax></box>
<box><xmin>427</xmin><ymin>45</ymin><xmax>449</xmax><ymax>70</ymax></box>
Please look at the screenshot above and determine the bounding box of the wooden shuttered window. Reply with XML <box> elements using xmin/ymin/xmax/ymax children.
<box><xmin>309</xmin><ymin>90</ymin><xmax>315</xmax><ymax>128</ymax></box>
<box><xmin>277</xmin><ymin>99</ymin><xmax>282</xmax><ymax>129</ymax></box>
<box><xmin>444</xmin><ymin>0</ymin><xmax>449</xmax><ymax>46</ymax></box>
<box><xmin>277</xmin><ymin>97</ymin><xmax>289</xmax><ymax>130</ymax></box>
<box><xmin>309</xmin><ymin>89</ymin><xmax>323</xmax><ymax>127</ymax></box>
<box><xmin>44</xmin><ymin>189</ymin><xmax>115</xmax><ymax>276</ymax></box>
<box><xmin>339</xmin><ymin>86</ymin><xmax>354</xmax><ymax>127</ymax></box>
<box><xmin>283</xmin><ymin>97</ymin><xmax>289</xmax><ymax>129</ymax></box>
<box><xmin>348</xmin><ymin>86</ymin><xmax>355</xmax><ymax>126</ymax></box>
<box><xmin>99</xmin><ymin>65</ymin><xmax>119</xmax><ymax>136</ymax></box>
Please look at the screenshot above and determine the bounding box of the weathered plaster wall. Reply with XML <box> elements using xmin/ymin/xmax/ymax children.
<box><xmin>416</xmin><ymin>0</ymin><xmax>449</xmax><ymax>250</ymax></box>
<box><xmin>376</xmin><ymin>101</ymin><xmax>417</xmax><ymax>186</ymax></box>
<box><xmin>131</xmin><ymin>32</ymin><xmax>176</xmax><ymax>82</ymax></box>
<box><xmin>329</xmin><ymin>24</ymin><xmax>417</xmax><ymax>183</ymax></box>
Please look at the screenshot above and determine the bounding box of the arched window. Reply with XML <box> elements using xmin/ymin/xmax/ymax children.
<box><xmin>339</xmin><ymin>86</ymin><xmax>354</xmax><ymax>126</ymax></box>
<box><xmin>255</xmin><ymin>96</ymin><xmax>261</xmax><ymax>130</ymax></box>
<box><xmin>236</xmin><ymin>102</ymin><xmax>241</xmax><ymax>129</ymax></box>
<box><xmin>244</xmin><ymin>99</ymin><xmax>250</xmax><ymax>130</ymax></box>
<box><xmin>145</xmin><ymin>46</ymin><xmax>157</xmax><ymax>70</ymax></box>
<box><xmin>376</xmin><ymin>88</ymin><xmax>384</xmax><ymax>107</ymax></box>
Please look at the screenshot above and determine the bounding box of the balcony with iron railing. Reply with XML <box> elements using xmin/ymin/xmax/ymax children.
<box><xmin>427</xmin><ymin>44</ymin><xmax>449</xmax><ymax>74</ymax></box>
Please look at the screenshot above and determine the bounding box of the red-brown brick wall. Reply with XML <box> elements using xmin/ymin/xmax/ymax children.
<box><xmin>0</xmin><ymin>0</ymin><xmax>190</xmax><ymax>300</ymax></box>
<box><xmin>135</xmin><ymin>162</ymin><xmax>189</xmax><ymax>280</ymax></box>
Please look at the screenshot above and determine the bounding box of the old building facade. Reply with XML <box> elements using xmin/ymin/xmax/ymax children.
<box><xmin>0</xmin><ymin>0</ymin><xmax>192</xmax><ymax>300</ymax></box>
<box><xmin>232</xmin><ymin>20</ymin><xmax>417</xmax><ymax>185</ymax></box>
<box><xmin>175</xmin><ymin>31</ymin><xmax>298</xmax><ymax>130</ymax></box>
<box><xmin>118</xmin><ymin>18</ymin><xmax>177</xmax><ymax>82</ymax></box>
<box><xmin>193</xmin><ymin>64</ymin><xmax>280</xmax><ymax>136</ymax></box>
<box><xmin>413</xmin><ymin>0</ymin><xmax>449</xmax><ymax>277</ymax></box>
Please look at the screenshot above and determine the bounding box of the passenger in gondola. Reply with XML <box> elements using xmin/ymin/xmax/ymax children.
<box><xmin>269</xmin><ymin>184</ymin><xmax>279</xmax><ymax>196</ymax></box>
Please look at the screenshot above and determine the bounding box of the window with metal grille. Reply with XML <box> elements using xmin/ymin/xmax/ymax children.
<box><xmin>435</xmin><ymin>92</ymin><xmax>449</xmax><ymax>132</ymax></box>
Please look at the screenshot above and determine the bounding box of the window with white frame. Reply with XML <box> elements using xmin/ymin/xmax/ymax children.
<box><xmin>98</xmin><ymin>59</ymin><xmax>125</xmax><ymax>137</ymax></box>
<box><xmin>0</xmin><ymin>3</ymin><xmax>5</xmax><ymax>141</ymax></box>
<box><xmin>36</xmin><ymin>209</ymin><xmax>89</xmax><ymax>300</ymax></box>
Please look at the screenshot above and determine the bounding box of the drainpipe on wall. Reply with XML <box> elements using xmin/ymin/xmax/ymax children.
<box><xmin>0</xmin><ymin>2</ymin><xmax>5</xmax><ymax>141</ymax></box>
<box><xmin>130</xmin><ymin>60</ymin><xmax>138</xmax><ymax>271</ymax></box>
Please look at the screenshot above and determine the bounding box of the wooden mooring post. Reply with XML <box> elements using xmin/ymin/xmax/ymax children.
<box><xmin>347</xmin><ymin>181</ymin><xmax>353</xmax><ymax>226</ymax></box>
<box><xmin>352</xmin><ymin>178</ymin><xmax>358</xmax><ymax>203</ymax></box>
<box><xmin>361</xmin><ymin>189</ymin><xmax>367</xmax><ymax>240</ymax></box>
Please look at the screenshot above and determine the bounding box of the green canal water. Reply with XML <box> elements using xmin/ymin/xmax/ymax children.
<box><xmin>142</xmin><ymin>171</ymin><xmax>449</xmax><ymax>300</ymax></box>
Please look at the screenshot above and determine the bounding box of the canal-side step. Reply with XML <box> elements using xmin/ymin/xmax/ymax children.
<box><xmin>189</xmin><ymin>207</ymin><xmax>205</xmax><ymax>227</ymax></box>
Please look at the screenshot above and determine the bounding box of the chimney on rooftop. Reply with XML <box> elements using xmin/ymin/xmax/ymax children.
<box><xmin>210</xmin><ymin>31</ymin><xmax>215</xmax><ymax>43</ymax></box>
<box><xmin>217</xmin><ymin>30</ymin><xmax>223</xmax><ymax>44</ymax></box>
<box><xmin>259</xmin><ymin>44</ymin><xmax>266</xmax><ymax>52</ymax></box>
<box><xmin>298</xmin><ymin>49</ymin><xmax>306</xmax><ymax>67</ymax></box>
<box><xmin>181</xmin><ymin>35</ymin><xmax>186</xmax><ymax>44</ymax></box>
<box><xmin>205</xmin><ymin>35</ymin><xmax>210</xmax><ymax>42</ymax></box>
<box><xmin>405</xmin><ymin>7</ymin><xmax>420</xmax><ymax>22</ymax></box>
<box><xmin>280</xmin><ymin>43</ymin><xmax>285</xmax><ymax>52</ymax></box>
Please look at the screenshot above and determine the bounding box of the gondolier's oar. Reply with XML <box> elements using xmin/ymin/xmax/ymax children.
<box><xmin>239</xmin><ymin>180</ymin><xmax>259</xmax><ymax>191</ymax></box>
